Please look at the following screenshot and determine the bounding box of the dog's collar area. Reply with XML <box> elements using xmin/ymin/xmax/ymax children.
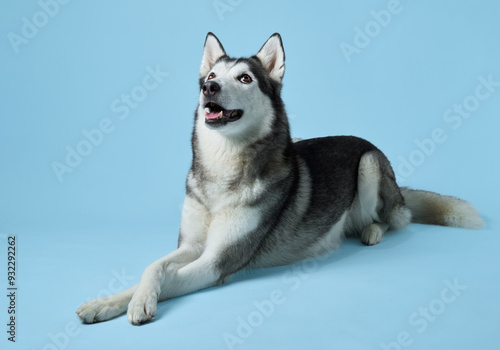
<box><xmin>204</xmin><ymin>102</ymin><xmax>243</xmax><ymax>126</ymax></box>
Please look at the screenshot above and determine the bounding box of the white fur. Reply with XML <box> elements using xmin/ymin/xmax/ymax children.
<box><xmin>401</xmin><ymin>188</ymin><xmax>485</xmax><ymax>229</ymax></box>
<box><xmin>194</xmin><ymin>60</ymin><xmax>277</xmax><ymax>214</ymax></box>
<box><xmin>356</xmin><ymin>153</ymin><xmax>381</xmax><ymax>222</ymax></box>
<box><xmin>443</xmin><ymin>200</ymin><xmax>485</xmax><ymax>229</ymax></box>
<box><xmin>76</xmin><ymin>286</ymin><xmax>137</xmax><ymax>323</ymax></box>
<box><xmin>126</xmin><ymin>246</ymin><xmax>203</xmax><ymax>324</ymax></box>
<box><xmin>200</xmin><ymin>33</ymin><xmax>226</xmax><ymax>78</ymax></box>
<box><xmin>198</xmin><ymin>60</ymin><xmax>275</xmax><ymax>140</ymax></box>
<box><xmin>361</xmin><ymin>223</ymin><xmax>389</xmax><ymax>246</ymax></box>
<box><xmin>256</xmin><ymin>33</ymin><xmax>285</xmax><ymax>82</ymax></box>
<box><xmin>347</xmin><ymin>152</ymin><xmax>383</xmax><ymax>237</ymax></box>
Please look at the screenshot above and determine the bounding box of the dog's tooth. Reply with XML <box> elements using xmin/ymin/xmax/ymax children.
<box><xmin>218</xmin><ymin>111</ymin><xmax>223</xmax><ymax>119</ymax></box>
<box><xmin>231</xmin><ymin>110</ymin><xmax>237</xmax><ymax>117</ymax></box>
<box><xmin>204</xmin><ymin>107</ymin><xmax>211</xmax><ymax>113</ymax></box>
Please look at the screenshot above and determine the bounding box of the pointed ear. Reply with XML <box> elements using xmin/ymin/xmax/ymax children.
<box><xmin>200</xmin><ymin>33</ymin><xmax>226</xmax><ymax>78</ymax></box>
<box><xmin>256</xmin><ymin>33</ymin><xmax>285</xmax><ymax>82</ymax></box>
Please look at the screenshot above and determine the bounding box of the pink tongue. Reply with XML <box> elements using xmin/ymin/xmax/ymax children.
<box><xmin>205</xmin><ymin>109</ymin><xmax>235</xmax><ymax>120</ymax></box>
<box><xmin>205</xmin><ymin>111</ymin><xmax>222</xmax><ymax>120</ymax></box>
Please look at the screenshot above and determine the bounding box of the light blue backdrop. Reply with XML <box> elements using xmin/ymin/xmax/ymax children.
<box><xmin>1</xmin><ymin>1</ymin><xmax>499</xmax><ymax>349</ymax></box>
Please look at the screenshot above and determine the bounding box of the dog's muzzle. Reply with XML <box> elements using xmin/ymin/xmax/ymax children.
<box><xmin>204</xmin><ymin>102</ymin><xmax>244</xmax><ymax>127</ymax></box>
<box><xmin>201</xmin><ymin>81</ymin><xmax>244</xmax><ymax>127</ymax></box>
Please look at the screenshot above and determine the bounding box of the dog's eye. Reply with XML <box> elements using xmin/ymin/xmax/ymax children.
<box><xmin>240</xmin><ymin>74</ymin><xmax>252</xmax><ymax>84</ymax></box>
<box><xmin>207</xmin><ymin>72</ymin><xmax>216</xmax><ymax>80</ymax></box>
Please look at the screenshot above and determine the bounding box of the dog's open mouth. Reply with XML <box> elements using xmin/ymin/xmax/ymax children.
<box><xmin>204</xmin><ymin>102</ymin><xmax>243</xmax><ymax>126</ymax></box>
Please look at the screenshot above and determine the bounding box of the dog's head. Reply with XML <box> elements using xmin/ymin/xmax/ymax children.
<box><xmin>197</xmin><ymin>33</ymin><xmax>285</xmax><ymax>138</ymax></box>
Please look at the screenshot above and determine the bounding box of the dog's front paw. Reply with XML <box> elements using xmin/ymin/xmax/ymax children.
<box><xmin>127</xmin><ymin>289</ymin><xmax>158</xmax><ymax>325</ymax></box>
<box><xmin>77</xmin><ymin>296</ymin><xmax>123</xmax><ymax>324</ymax></box>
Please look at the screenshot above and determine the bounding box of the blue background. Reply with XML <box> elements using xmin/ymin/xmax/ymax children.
<box><xmin>1</xmin><ymin>1</ymin><xmax>499</xmax><ymax>349</ymax></box>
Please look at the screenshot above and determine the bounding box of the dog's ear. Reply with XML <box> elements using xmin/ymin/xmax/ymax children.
<box><xmin>256</xmin><ymin>33</ymin><xmax>285</xmax><ymax>82</ymax></box>
<box><xmin>200</xmin><ymin>33</ymin><xmax>226</xmax><ymax>78</ymax></box>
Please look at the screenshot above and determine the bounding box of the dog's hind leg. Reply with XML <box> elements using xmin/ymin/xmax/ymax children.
<box><xmin>375</xmin><ymin>151</ymin><xmax>412</xmax><ymax>232</ymax></box>
<box><xmin>357</xmin><ymin>151</ymin><xmax>411</xmax><ymax>246</ymax></box>
<box><xmin>361</xmin><ymin>222</ymin><xmax>389</xmax><ymax>246</ymax></box>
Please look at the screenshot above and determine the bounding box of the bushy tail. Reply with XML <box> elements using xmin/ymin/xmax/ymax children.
<box><xmin>400</xmin><ymin>187</ymin><xmax>485</xmax><ymax>229</ymax></box>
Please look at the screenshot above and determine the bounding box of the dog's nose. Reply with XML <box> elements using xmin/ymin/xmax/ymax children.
<box><xmin>202</xmin><ymin>81</ymin><xmax>220</xmax><ymax>96</ymax></box>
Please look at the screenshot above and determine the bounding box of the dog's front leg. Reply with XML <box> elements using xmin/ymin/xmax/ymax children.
<box><xmin>127</xmin><ymin>251</ymin><xmax>237</xmax><ymax>325</ymax></box>
<box><xmin>127</xmin><ymin>206</ymin><xmax>260</xmax><ymax>325</ymax></box>
<box><xmin>126</xmin><ymin>195</ymin><xmax>209</xmax><ymax>325</ymax></box>
<box><xmin>126</xmin><ymin>247</ymin><xmax>201</xmax><ymax>324</ymax></box>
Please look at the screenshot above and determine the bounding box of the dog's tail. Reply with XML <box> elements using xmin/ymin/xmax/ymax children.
<box><xmin>400</xmin><ymin>187</ymin><xmax>485</xmax><ymax>229</ymax></box>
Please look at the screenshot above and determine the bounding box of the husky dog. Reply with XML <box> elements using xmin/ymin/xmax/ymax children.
<box><xmin>77</xmin><ymin>33</ymin><xmax>484</xmax><ymax>325</ymax></box>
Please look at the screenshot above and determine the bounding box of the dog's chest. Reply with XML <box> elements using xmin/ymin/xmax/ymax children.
<box><xmin>189</xmin><ymin>155</ymin><xmax>265</xmax><ymax>212</ymax></box>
